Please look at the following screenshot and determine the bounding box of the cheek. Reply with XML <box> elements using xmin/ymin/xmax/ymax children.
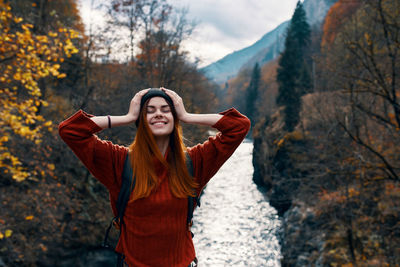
<box><xmin>167</xmin><ymin>115</ymin><xmax>174</xmax><ymax>132</ymax></box>
<box><xmin>169</xmin><ymin>114</ymin><xmax>174</xmax><ymax>124</ymax></box>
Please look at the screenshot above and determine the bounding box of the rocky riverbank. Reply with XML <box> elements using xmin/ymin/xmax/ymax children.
<box><xmin>252</xmin><ymin>92</ymin><xmax>400</xmax><ymax>266</ymax></box>
<box><xmin>252</xmin><ymin>106</ymin><xmax>337</xmax><ymax>266</ymax></box>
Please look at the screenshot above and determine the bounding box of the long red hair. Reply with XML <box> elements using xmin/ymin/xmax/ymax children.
<box><xmin>128</xmin><ymin>99</ymin><xmax>198</xmax><ymax>202</ymax></box>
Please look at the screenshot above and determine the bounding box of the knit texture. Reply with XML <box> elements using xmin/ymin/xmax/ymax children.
<box><xmin>59</xmin><ymin>108</ymin><xmax>250</xmax><ymax>266</ymax></box>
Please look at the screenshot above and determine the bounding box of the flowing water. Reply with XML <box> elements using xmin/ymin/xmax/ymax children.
<box><xmin>192</xmin><ymin>140</ymin><xmax>281</xmax><ymax>267</ymax></box>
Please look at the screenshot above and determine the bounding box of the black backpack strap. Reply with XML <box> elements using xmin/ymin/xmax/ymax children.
<box><xmin>102</xmin><ymin>152</ymin><xmax>134</xmax><ymax>265</ymax></box>
<box><xmin>117</xmin><ymin>153</ymin><xmax>135</xmax><ymax>226</ymax></box>
<box><xmin>186</xmin><ymin>152</ymin><xmax>200</xmax><ymax>227</ymax></box>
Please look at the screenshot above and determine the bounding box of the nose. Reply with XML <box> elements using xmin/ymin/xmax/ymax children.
<box><xmin>154</xmin><ymin>108</ymin><xmax>163</xmax><ymax>117</ymax></box>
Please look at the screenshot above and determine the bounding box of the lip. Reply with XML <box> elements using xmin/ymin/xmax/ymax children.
<box><xmin>150</xmin><ymin>121</ymin><xmax>168</xmax><ymax>128</ymax></box>
<box><xmin>151</xmin><ymin>121</ymin><xmax>167</xmax><ymax>125</ymax></box>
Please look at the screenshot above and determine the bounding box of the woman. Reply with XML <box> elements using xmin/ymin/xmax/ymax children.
<box><xmin>59</xmin><ymin>88</ymin><xmax>250</xmax><ymax>266</ymax></box>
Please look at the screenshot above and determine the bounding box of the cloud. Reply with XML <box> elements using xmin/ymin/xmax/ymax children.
<box><xmin>170</xmin><ymin>0</ymin><xmax>299</xmax><ymax>65</ymax></box>
<box><xmin>78</xmin><ymin>0</ymin><xmax>299</xmax><ymax>66</ymax></box>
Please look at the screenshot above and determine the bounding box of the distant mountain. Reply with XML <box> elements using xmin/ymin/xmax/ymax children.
<box><xmin>201</xmin><ymin>0</ymin><xmax>337</xmax><ymax>84</ymax></box>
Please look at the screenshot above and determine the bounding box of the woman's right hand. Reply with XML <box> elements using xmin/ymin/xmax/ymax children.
<box><xmin>127</xmin><ymin>88</ymin><xmax>150</xmax><ymax>123</ymax></box>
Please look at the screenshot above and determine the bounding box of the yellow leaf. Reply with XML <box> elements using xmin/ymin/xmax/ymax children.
<box><xmin>57</xmin><ymin>73</ymin><xmax>66</xmax><ymax>79</ymax></box>
<box><xmin>5</xmin><ymin>229</ymin><xmax>12</xmax><ymax>238</ymax></box>
<box><xmin>0</xmin><ymin>232</ymin><xmax>3</xmax><ymax>239</ymax></box>
<box><xmin>277</xmin><ymin>138</ymin><xmax>285</xmax><ymax>148</ymax></box>
<box><xmin>25</xmin><ymin>117</ymin><xmax>35</xmax><ymax>124</ymax></box>
<box><xmin>48</xmin><ymin>31</ymin><xmax>57</xmax><ymax>37</ymax></box>
<box><xmin>19</xmin><ymin>126</ymin><xmax>30</xmax><ymax>136</ymax></box>
<box><xmin>48</xmin><ymin>164</ymin><xmax>55</xmax><ymax>171</ymax></box>
<box><xmin>14</xmin><ymin>17</ymin><xmax>23</xmax><ymax>23</ymax></box>
<box><xmin>25</xmin><ymin>215</ymin><xmax>34</xmax><ymax>220</ymax></box>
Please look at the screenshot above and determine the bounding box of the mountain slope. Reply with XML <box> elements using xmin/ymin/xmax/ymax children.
<box><xmin>202</xmin><ymin>0</ymin><xmax>337</xmax><ymax>84</ymax></box>
<box><xmin>201</xmin><ymin>21</ymin><xmax>289</xmax><ymax>84</ymax></box>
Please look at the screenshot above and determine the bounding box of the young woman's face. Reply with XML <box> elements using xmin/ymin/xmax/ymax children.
<box><xmin>145</xmin><ymin>97</ymin><xmax>174</xmax><ymax>138</ymax></box>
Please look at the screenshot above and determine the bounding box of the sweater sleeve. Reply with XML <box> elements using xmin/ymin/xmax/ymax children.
<box><xmin>187</xmin><ymin>108</ymin><xmax>250</xmax><ymax>193</ymax></box>
<box><xmin>58</xmin><ymin>110</ymin><xmax>128</xmax><ymax>193</ymax></box>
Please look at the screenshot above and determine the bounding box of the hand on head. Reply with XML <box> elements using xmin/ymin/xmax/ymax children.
<box><xmin>160</xmin><ymin>87</ymin><xmax>188</xmax><ymax>121</ymax></box>
<box><xmin>128</xmin><ymin>88</ymin><xmax>150</xmax><ymax>122</ymax></box>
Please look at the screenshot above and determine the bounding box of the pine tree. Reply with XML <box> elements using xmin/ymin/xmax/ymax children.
<box><xmin>276</xmin><ymin>1</ymin><xmax>311</xmax><ymax>132</ymax></box>
<box><xmin>245</xmin><ymin>63</ymin><xmax>261</xmax><ymax>128</ymax></box>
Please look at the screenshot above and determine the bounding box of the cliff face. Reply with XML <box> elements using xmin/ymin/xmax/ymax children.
<box><xmin>253</xmin><ymin>89</ymin><xmax>400</xmax><ymax>265</ymax></box>
<box><xmin>253</xmin><ymin>107</ymin><xmax>328</xmax><ymax>266</ymax></box>
<box><xmin>252</xmin><ymin>92</ymin><xmax>342</xmax><ymax>266</ymax></box>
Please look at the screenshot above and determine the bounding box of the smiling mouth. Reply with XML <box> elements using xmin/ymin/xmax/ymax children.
<box><xmin>151</xmin><ymin>121</ymin><xmax>167</xmax><ymax>125</ymax></box>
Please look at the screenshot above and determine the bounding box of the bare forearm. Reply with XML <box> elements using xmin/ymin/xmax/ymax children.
<box><xmin>90</xmin><ymin>114</ymin><xmax>135</xmax><ymax>129</ymax></box>
<box><xmin>180</xmin><ymin>113</ymin><xmax>223</xmax><ymax>126</ymax></box>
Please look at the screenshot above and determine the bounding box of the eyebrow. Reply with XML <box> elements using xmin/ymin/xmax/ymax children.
<box><xmin>147</xmin><ymin>105</ymin><xmax>170</xmax><ymax>108</ymax></box>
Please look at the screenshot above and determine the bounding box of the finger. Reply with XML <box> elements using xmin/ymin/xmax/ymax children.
<box><xmin>133</xmin><ymin>88</ymin><xmax>150</xmax><ymax>100</ymax></box>
<box><xmin>162</xmin><ymin>88</ymin><xmax>174</xmax><ymax>99</ymax></box>
<box><xmin>161</xmin><ymin>87</ymin><xmax>173</xmax><ymax>94</ymax></box>
<box><xmin>139</xmin><ymin>88</ymin><xmax>150</xmax><ymax>95</ymax></box>
<box><xmin>163</xmin><ymin>88</ymin><xmax>179</xmax><ymax>100</ymax></box>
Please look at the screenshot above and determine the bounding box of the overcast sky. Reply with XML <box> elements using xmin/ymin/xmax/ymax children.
<box><xmin>78</xmin><ymin>0</ymin><xmax>299</xmax><ymax>67</ymax></box>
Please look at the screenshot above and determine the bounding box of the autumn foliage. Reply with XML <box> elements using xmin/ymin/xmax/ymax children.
<box><xmin>0</xmin><ymin>0</ymin><xmax>78</xmax><ymax>182</ymax></box>
<box><xmin>252</xmin><ymin>0</ymin><xmax>400</xmax><ymax>265</ymax></box>
<box><xmin>321</xmin><ymin>0</ymin><xmax>362</xmax><ymax>46</ymax></box>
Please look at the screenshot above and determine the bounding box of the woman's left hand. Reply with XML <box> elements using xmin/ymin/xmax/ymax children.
<box><xmin>161</xmin><ymin>88</ymin><xmax>189</xmax><ymax>122</ymax></box>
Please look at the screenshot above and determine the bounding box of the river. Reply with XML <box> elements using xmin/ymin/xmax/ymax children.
<box><xmin>192</xmin><ymin>140</ymin><xmax>281</xmax><ymax>267</ymax></box>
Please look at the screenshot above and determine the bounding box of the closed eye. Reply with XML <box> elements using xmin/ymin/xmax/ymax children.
<box><xmin>146</xmin><ymin>105</ymin><xmax>171</xmax><ymax>113</ymax></box>
<box><xmin>161</xmin><ymin>106</ymin><xmax>171</xmax><ymax>113</ymax></box>
<box><xmin>146</xmin><ymin>106</ymin><xmax>156</xmax><ymax>113</ymax></box>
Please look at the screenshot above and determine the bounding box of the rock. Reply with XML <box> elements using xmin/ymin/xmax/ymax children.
<box><xmin>252</xmin><ymin>109</ymin><xmax>328</xmax><ymax>266</ymax></box>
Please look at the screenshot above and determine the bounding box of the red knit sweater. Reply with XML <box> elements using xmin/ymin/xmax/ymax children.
<box><xmin>58</xmin><ymin>108</ymin><xmax>250</xmax><ymax>267</ymax></box>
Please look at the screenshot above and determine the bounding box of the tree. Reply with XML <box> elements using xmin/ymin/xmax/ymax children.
<box><xmin>325</xmin><ymin>0</ymin><xmax>400</xmax><ymax>181</ymax></box>
<box><xmin>276</xmin><ymin>1</ymin><xmax>311</xmax><ymax>132</ymax></box>
<box><xmin>316</xmin><ymin>0</ymin><xmax>400</xmax><ymax>264</ymax></box>
<box><xmin>134</xmin><ymin>7</ymin><xmax>194</xmax><ymax>88</ymax></box>
<box><xmin>107</xmin><ymin>0</ymin><xmax>146</xmax><ymax>61</ymax></box>
<box><xmin>321</xmin><ymin>0</ymin><xmax>362</xmax><ymax>47</ymax></box>
<box><xmin>245</xmin><ymin>63</ymin><xmax>261</xmax><ymax>128</ymax></box>
<box><xmin>0</xmin><ymin>0</ymin><xmax>78</xmax><ymax>181</ymax></box>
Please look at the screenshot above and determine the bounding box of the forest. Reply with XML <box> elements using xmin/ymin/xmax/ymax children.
<box><xmin>229</xmin><ymin>0</ymin><xmax>399</xmax><ymax>266</ymax></box>
<box><xmin>0</xmin><ymin>0</ymin><xmax>399</xmax><ymax>266</ymax></box>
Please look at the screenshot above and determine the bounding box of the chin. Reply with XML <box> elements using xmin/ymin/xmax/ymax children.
<box><xmin>151</xmin><ymin>129</ymin><xmax>173</xmax><ymax>137</ymax></box>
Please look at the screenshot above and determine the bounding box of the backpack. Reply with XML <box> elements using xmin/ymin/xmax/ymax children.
<box><xmin>102</xmin><ymin>152</ymin><xmax>200</xmax><ymax>266</ymax></box>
